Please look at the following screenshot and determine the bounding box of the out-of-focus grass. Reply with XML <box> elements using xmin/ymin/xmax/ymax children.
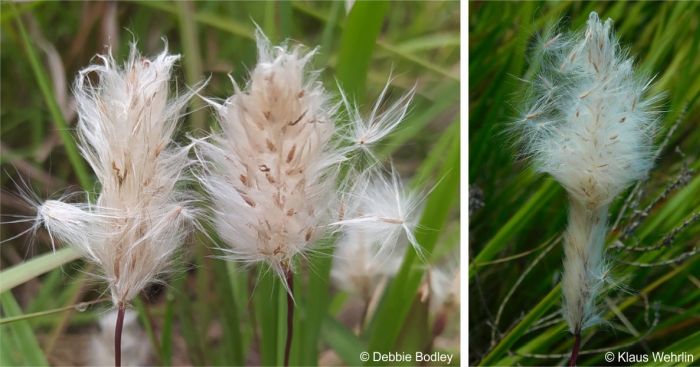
<box><xmin>470</xmin><ymin>2</ymin><xmax>699</xmax><ymax>366</ymax></box>
<box><xmin>0</xmin><ymin>1</ymin><xmax>459</xmax><ymax>366</ymax></box>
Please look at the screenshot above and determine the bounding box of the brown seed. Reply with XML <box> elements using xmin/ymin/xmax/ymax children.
<box><xmin>242</xmin><ymin>195</ymin><xmax>256</xmax><ymax>208</ymax></box>
<box><xmin>286</xmin><ymin>145</ymin><xmax>297</xmax><ymax>163</ymax></box>
<box><xmin>264</xmin><ymin>111</ymin><xmax>272</xmax><ymax>121</ymax></box>
<box><xmin>289</xmin><ymin>110</ymin><xmax>307</xmax><ymax>126</ymax></box>
<box><xmin>259</xmin><ymin>164</ymin><xmax>270</xmax><ymax>172</ymax></box>
<box><xmin>297</xmin><ymin>90</ymin><xmax>305</xmax><ymax>98</ymax></box>
<box><xmin>266</xmin><ymin>139</ymin><xmax>277</xmax><ymax>152</ymax></box>
<box><xmin>305</xmin><ymin>228</ymin><xmax>313</xmax><ymax>241</ymax></box>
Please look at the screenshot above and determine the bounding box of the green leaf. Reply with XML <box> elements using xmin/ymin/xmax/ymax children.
<box><xmin>0</xmin><ymin>292</ymin><xmax>49</xmax><ymax>366</ymax></box>
<box><xmin>254</xmin><ymin>268</ymin><xmax>280</xmax><ymax>366</ymax></box>
<box><xmin>336</xmin><ymin>0</ymin><xmax>389</xmax><ymax>103</ymax></box>
<box><xmin>479</xmin><ymin>285</ymin><xmax>561</xmax><ymax>366</ymax></box>
<box><xmin>13</xmin><ymin>6</ymin><xmax>92</xmax><ymax>190</ymax></box>
<box><xmin>365</xmin><ymin>126</ymin><xmax>459</xmax><ymax>357</ymax></box>
<box><xmin>322</xmin><ymin>315</ymin><xmax>366</xmax><ymax>366</ymax></box>
<box><xmin>0</xmin><ymin>248</ymin><xmax>81</xmax><ymax>294</ymax></box>
<box><xmin>469</xmin><ymin>179</ymin><xmax>561</xmax><ymax>278</ymax></box>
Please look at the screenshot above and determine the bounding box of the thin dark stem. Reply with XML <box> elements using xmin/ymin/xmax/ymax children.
<box><xmin>115</xmin><ymin>302</ymin><xmax>125</xmax><ymax>367</ymax></box>
<box><xmin>284</xmin><ymin>269</ymin><xmax>294</xmax><ymax>367</ymax></box>
<box><xmin>568</xmin><ymin>332</ymin><xmax>581</xmax><ymax>367</ymax></box>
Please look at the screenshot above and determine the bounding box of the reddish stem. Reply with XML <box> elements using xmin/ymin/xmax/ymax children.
<box><xmin>284</xmin><ymin>269</ymin><xmax>294</xmax><ymax>367</ymax></box>
<box><xmin>115</xmin><ymin>302</ymin><xmax>125</xmax><ymax>367</ymax></box>
<box><xmin>568</xmin><ymin>332</ymin><xmax>581</xmax><ymax>367</ymax></box>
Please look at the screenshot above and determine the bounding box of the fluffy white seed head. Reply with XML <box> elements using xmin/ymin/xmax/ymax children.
<box><xmin>196</xmin><ymin>31</ymin><xmax>416</xmax><ymax>290</ymax></box>
<box><xmin>331</xmin><ymin>225</ymin><xmax>404</xmax><ymax>299</ymax></box>
<box><xmin>517</xmin><ymin>12</ymin><xmax>658</xmax><ymax>209</ymax></box>
<box><xmin>333</xmin><ymin>167</ymin><xmax>424</xmax><ymax>259</ymax></box>
<box><xmin>338</xmin><ymin>79</ymin><xmax>415</xmax><ymax>161</ymax></box>
<box><xmin>196</xmin><ymin>32</ymin><xmax>344</xmax><ymax>282</ymax></box>
<box><xmin>516</xmin><ymin>12</ymin><xmax>659</xmax><ymax>334</ymax></box>
<box><xmin>37</xmin><ymin>43</ymin><xmax>197</xmax><ymax>306</ymax></box>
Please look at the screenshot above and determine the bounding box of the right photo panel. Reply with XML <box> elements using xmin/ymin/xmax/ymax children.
<box><xmin>469</xmin><ymin>2</ymin><xmax>700</xmax><ymax>366</ymax></box>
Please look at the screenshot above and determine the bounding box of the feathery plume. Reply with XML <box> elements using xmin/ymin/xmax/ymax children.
<box><xmin>196</xmin><ymin>32</ymin><xmax>342</xmax><ymax>285</ymax></box>
<box><xmin>34</xmin><ymin>43</ymin><xmax>199</xmax><ymax>365</ymax></box>
<box><xmin>338</xmin><ymin>79</ymin><xmax>415</xmax><ymax>161</ymax></box>
<box><xmin>332</xmin><ymin>167</ymin><xmax>424</xmax><ymax>258</ymax></box>
<box><xmin>514</xmin><ymin>12</ymin><xmax>659</xmax><ymax>365</ymax></box>
<box><xmin>330</xmin><ymin>168</ymin><xmax>422</xmax><ymax>331</ymax></box>
<box><xmin>195</xmin><ymin>30</ymin><xmax>415</xmax><ymax>366</ymax></box>
<box><xmin>331</xmin><ymin>176</ymin><xmax>414</xmax><ymax>300</ymax></box>
<box><xmin>196</xmin><ymin>31</ymin><xmax>415</xmax><ymax>281</ymax></box>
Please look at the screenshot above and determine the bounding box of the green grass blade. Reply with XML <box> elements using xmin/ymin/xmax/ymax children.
<box><xmin>478</xmin><ymin>285</ymin><xmax>561</xmax><ymax>366</ymax></box>
<box><xmin>0</xmin><ymin>292</ymin><xmax>49</xmax><ymax>366</ymax></box>
<box><xmin>0</xmin><ymin>248</ymin><xmax>81</xmax><ymax>294</ymax></box>
<box><xmin>254</xmin><ymin>268</ymin><xmax>279</xmax><ymax>366</ymax></box>
<box><xmin>161</xmin><ymin>290</ymin><xmax>175</xmax><ymax>366</ymax></box>
<box><xmin>335</xmin><ymin>0</ymin><xmax>388</xmax><ymax>103</ymax></box>
<box><xmin>212</xmin><ymin>259</ymin><xmax>244</xmax><ymax>365</ymax></box>
<box><xmin>635</xmin><ymin>330</ymin><xmax>700</xmax><ymax>367</ymax></box>
<box><xmin>322</xmin><ymin>315</ymin><xmax>366</xmax><ymax>366</ymax></box>
<box><xmin>469</xmin><ymin>179</ymin><xmax>560</xmax><ymax>278</ymax></box>
<box><xmin>365</xmin><ymin>129</ymin><xmax>459</xmax><ymax>356</ymax></box>
<box><xmin>133</xmin><ymin>297</ymin><xmax>163</xmax><ymax>365</ymax></box>
<box><xmin>298</xmin><ymin>242</ymin><xmax>336</xmax><ymax>366</ymax></box>
<box><xmin>176</xmin><ymin>1</ymin><xmax>206</xmax><ymax>130</ymax></box>
<box><xmin>13</xmin><ymin>7</ymin><xmax>92</xmax><ymax>190</ymax></box>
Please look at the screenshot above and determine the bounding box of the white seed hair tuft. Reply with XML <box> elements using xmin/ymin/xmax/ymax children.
<box><xmin>196</xmin><ymin>31</ymin><xmax>418</xmax><ymax>290</ymax></box>
<box><xmin>515</xmin><ymin>12</ymin><xmax>659</xmax><ymax>334</ymax></box>
<box><xmin>36</xmin><ymin>43</ymin><xmax>200</xmax><ymax>306</ymax></box>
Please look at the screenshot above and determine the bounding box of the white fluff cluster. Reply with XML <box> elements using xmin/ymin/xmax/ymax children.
<box><xmin>37</xmin><ymin>44</ymin><xmax>197</xmax><ymax>306</ymax></box>
<box><xmin>333</xmin><ymin>168</ymin><xmax>423</xmax><ymax>258</ymax></box>
<box><xmin>516</xmin><ymin>12</ymin><xmax>658</xmax><ymax>333</ymax></box>
<box><xmin>519</xmin><ymin>12</ymin><xmax>658</xmax><ymax>208</ymax></box>
<box><xmin>330</xmin><ymin>168</ymin><xmax>422</xmax><ymax>296</ymax></box>
<box><xmin>428</xmin><ymin>256</ymin><xmax>460</xmax><ymax>315</ymax></box>
<box><xmin>196</xmin><ymin>31</ymin><xmax>416</xmax><ymax>287</ymax></box>
<box><xmin>331</xmin><ymin>225</ymin><xmax>403</xmax><ymax>298</ymax></box>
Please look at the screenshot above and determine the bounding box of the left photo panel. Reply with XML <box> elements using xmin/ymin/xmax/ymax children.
<box><xmin>0</xmin><ymin>2</ymin><xmax>460</xmax><ymax>366</ymax></box>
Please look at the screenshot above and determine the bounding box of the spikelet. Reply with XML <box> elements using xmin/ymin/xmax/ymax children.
<box><xmin>196</xmin><ymin>32</ymin><xmax>344</xmax><ymax>285</ymax></box>
<box><xmin>330</xmin><ymin>167</ymin><xmax>420</xmax><ymax>294</ymax></box>
<box><xmin>338</xmin><ymin>80</ymin><xmax>415</xmax><ymax>161</ymax></box>
<box><xmin>37</xmin><ymin>43</ymin><xmax>198</xmax><ymax>306</ymax></box>
<box><xmin>331</xmin><ymin>224</ymin><xmax>404</xmax><ymax>299</ymax></box>
<box><xmin>515</xmin><ymin>12</ymin><xmax>658</xmax><ymax>334</ymax></box>
<box><xmin>332</xmin><ymin>167</ymin><xmax>424</xmax><ymax>258</ymax></box>
<box><xmin>196</xmin><ymin>31</ymin><xmax>415</xmax><ymax>289</ymax></box>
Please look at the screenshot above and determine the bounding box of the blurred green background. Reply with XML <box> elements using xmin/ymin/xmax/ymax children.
<box><xmin>0</xmin><ymin>1</ymin><xmax>459</xmax><ymax>366</ymax></box>
<box><xmin>470</xmin><ymin>1</ymin><xmax>699</xmax><ymax>366</ymax></box>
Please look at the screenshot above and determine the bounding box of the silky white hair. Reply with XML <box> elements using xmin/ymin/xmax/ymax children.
<box><xmin>195</xmin><ymin>31</ymin><xmax>416</xmax><ymax>289</ymax></box>
<box><xmin>515</xmin><ymin>12</ymin><xmax>659</xmax><ymax>333</ymax></box>
<box><xmin>330</xmin><ymin>168</ymin><xmax>422</xmax><ymax>297</ymax></box>
<box><xmin>37</xmin><ymin>43</ymin><xmax>199</xmax><ymax>306</ymax></box>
